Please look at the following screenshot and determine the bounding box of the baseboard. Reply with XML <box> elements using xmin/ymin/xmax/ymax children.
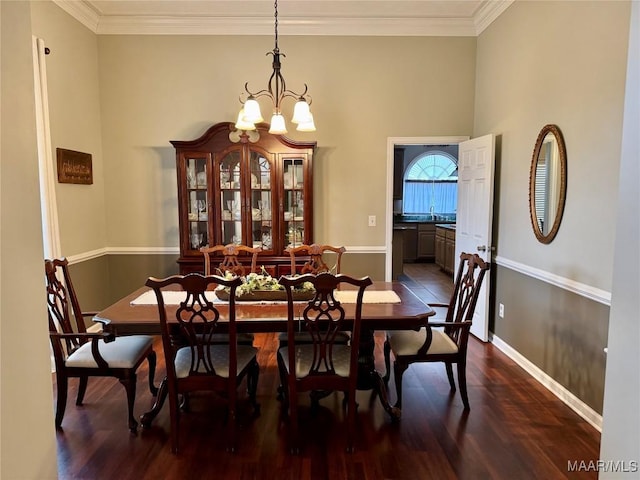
<box><xmin>490</xmin><ymin>333</ymin><xmax>602</xmax><ymax>432</ymax></box>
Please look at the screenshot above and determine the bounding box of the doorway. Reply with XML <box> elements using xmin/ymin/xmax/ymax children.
<box><xmin>385</xmin><ymin>136</ymin><xmax>468</xmax><ymax>281</ymax></box>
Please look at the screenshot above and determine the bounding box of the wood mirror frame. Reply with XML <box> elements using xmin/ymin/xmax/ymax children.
<box><xmin>528</xmin><ymin>124</ymin><xmax>567</xmax><ymax>244</ymax></box>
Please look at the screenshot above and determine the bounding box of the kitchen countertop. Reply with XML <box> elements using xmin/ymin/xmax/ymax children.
<box><xmin>435</xmin><ymin>223</ymin><xmax>456</xmax><ymax>231</ymax></box>
<box><xmin>394</xmin><ymin>215</ymin><xmax>456</xmax><ymax>224</ymax></box>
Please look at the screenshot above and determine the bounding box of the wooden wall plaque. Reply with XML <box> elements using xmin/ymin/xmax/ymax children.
<box><xmin>56</xmin><ymin>148</ymin><xmax>93</xmax><ymax>184</ymax></box>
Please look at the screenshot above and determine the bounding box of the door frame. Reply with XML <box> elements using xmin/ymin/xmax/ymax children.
<box><xmin>385</xmin><ymin>136</ymin><xmax>469</xmax><ymax>281</ymax></box>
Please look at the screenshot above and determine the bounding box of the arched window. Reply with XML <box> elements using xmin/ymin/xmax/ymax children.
<box><xmin>403</xmin><ymin>152</ymin><xmax>458</xmax><ymax>215</ymax></box>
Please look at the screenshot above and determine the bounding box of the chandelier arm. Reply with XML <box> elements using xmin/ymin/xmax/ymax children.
<box><xmin>243</xmin><ymin>82</ymin><xmax>275</xmax><ymax>103</ymax></box>
<box><xmin>280</xmin><ymin>90</ymin><xmax>303</xmax><ymax>102</ymax></box>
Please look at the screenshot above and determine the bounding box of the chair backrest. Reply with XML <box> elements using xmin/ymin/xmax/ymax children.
<box><xmin>445</xmin><ymin>252</ymin><xmax>490</xmax><ymax>330</ymax></box>
<box><xmin>145</xmin><ymin>273</ymin><xmax>242</xmax><ymax>378</ymax></box>
<box><xmin>279</xmin><ymin>273</ymin><xmax>372</xmax><ymax>383</ymax></box>
<box><xmin>45</xmin><ymin>258</ymin><xmax>87</xmax><ymax>358</ymax></box>
<box><xmin>200</xmin><ymin>244</ymin><xmax>261</xmax><ymax>276</ymax></box>
<box><xmin>285</xmin><ymin>244</ymin><xmax>346</xmax><ymax>275</ymax></box>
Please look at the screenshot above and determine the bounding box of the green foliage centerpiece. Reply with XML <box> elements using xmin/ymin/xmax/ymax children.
<box><xmin>214</xmin><ymin>267</ymin><xmax>315</xmax><ymax>301</ymax></box>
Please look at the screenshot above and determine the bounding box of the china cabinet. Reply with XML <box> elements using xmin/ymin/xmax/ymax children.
<box><xmin>172</xmin><ymin>122</ymin><xmax>315</xmax><ymax>275</ymax></box>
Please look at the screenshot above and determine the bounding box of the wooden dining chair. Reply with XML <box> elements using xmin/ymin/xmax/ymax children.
<box><xmin>277</xmin><ymin>244</ymin><xmax>350</xmax><ymax>400</ymax></box>
<box><xmin>145</xmin><ymin>273</ymin><xmax>260</xmax><ymax>454</ymax></box>
<box><xmin>200</xmin><ymin>244</ymin><xmax>261</xmax><ymax>276</ymax></box>
<box><xmin>383</xmin><ymin>252</ymin><xmax>490</xmax><ymax>410</ymax></box>
<box><xmin>200</xmin><ymin>244</ymin><xmax>261</xmax><ymax>345</ymax></box>
<box><xmin>285</xmin><ymin>243</ymin><xmax>346</xmax><ymax>275</ymax></box>
<box><xmin>277</xmin><ymin>272</ymin><xmax>372</xmax><ymax>454</ymax></box>
<box><xmin>45</xmin><ymin>258</ymin><xmax>158</xmax><ymax>432</ymax></box>
<box><xmin>282</xmin><ymin>243</ymin><xmax>349</xmax><ymax>345</ymax></box>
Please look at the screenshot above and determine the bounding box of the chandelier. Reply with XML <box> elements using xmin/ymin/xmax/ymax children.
<box><xmin>235</xmin><ymin>0</ymin><xmax>316</xmax><ymax>134</ymax></box>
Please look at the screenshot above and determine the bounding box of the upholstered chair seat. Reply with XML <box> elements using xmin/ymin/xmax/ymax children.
<box><xmin>278</xmin><ymin>344</ymin><xmax>352</xmax><ymax>379</ymax></box>
<box><xmin>174</xmin><ymin>344</ymin><xmax>258</xmax><ymax>379</ymax></box>
<box><xmin>386</xmin><ymin>327</ymin><xmax>458</xmax><ymax>357</ymax></box>
<box><xmin>65</xmin><ymin>335</ymin><xmax>154</xmax><ymax>369</ymax></box>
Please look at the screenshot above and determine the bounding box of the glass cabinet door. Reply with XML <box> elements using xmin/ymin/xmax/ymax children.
<box><xmin>282</xmin><ymin>158</ymin><xmax>306</xmax><ymax>248</ymax></box>
<box><xmin>249</xmin><ymin>150</ymin><xmax>275</xmax><ymax>253</ymax></box>
<box><xmin>186</xmin><ymin>156</ymin><xmax>209</xmax><ymax>252</ymax></box>
<box><xmin>219</xmin><ymin>150</ymin><xmax>243</xmax><ymax>245</ymax></box>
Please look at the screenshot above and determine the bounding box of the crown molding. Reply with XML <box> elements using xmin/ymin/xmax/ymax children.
<box><xmin>53</xmin><ymin>0</ymin><xmax>100</xmax><ymax>32</ymax></box>
<box><xmin>95</xmin><ymin>16</ymin><xmax>478</xmax><ymax>37</ymax></box>
<box><xmin>474</xmin><ymin>0</ymin><xmax>514</xmax><ymax>35</ymax></box>
<box><xmin>53</xmin><ymin>1</ymin><xmax>512</xmax><ymax>37</ymax></box>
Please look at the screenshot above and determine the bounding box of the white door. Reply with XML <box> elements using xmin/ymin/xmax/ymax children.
<box><xmin>455</xmin><ymin>134</ymin><xmax>495</xmax><ymax>342</ymax></box>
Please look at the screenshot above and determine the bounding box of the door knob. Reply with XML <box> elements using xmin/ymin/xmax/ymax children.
<box><xmin>477</xmin><ymin>245</ymin><xmax>487</xmax><ymax>252</ymax></box>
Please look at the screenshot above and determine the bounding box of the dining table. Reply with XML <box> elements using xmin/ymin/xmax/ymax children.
<box><xmin>93</xmin><ymin>280</ymin><xmax>434</xmax><ymax>422</ymax></box>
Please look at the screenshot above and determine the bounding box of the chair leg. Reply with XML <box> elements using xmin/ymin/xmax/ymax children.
<box><xmin>289</xmin><ymin>395</ymin><xmax>300</xmax><ymax>455</ymax></box>
<box><xmin>345</xmin><ymin>390</ymin><xmax>357</xmax><ymax>453</ymax></box>
<box><xmin>55</xmin><ymin>374</ymin><xmax>68</xmax><ymax>428</ymax></box>
<box><xmin>392</xmin><ymin>360</ymin><xmax>409</xmax><ymax>410</ymax></box>
<box><xmin>118</xmin><ymin>373</ymin><xmax>138</xmax><ymax>432</ymax></box>
<box><xmin>226</xmin><ymin>390</ymin><xmax>237</xmax><ymax>453</ymax></box>
<box><xmin>180</xmin><ymin>393</ymin><xmax>191</xmax><ymax>412</ymax></box>
<box><xmin>76</xmin><ymin>375</ymin><xmax>89</xmax><ymax>405</ymax></box>
<box><xmin>382</xmin><ymin>338</ymin><xmax>391</xmax><ymax>384</ymax></box>
<box><xmin>276</xmin><ymin>354</ymin><xmax>288</xmax><ymax>405</ymax></box>
<box><xmin>445</xmin><ymin>362</ymin><xmax>457</xmax><ymax>391</ymax></box>
<box><xmin>168</xmin><ymin>388</ymin><xmax>180</xmax><ymax>454</ymax></box>
<box><xmin>247</xmin><ymin>358</ymin><xmax>261</xmax><ymax>413</ymax></box>
<box><xmin>457</xmin><ymin>361</ymin><xmax>470</xmax><ymax>410</ymax></box>
<box><xmin>147</xmin><ymin>350</ymin><xmax>158</xmax><ymax>396</ymax></box>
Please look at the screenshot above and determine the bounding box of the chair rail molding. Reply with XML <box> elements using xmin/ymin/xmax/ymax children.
<box><xmin>494</xmin><ymin>255</ymin><xmax>611</xmax><ymax>306</ymax></box>
<box><xmin>66</xmin><ymin>245</ymin><xmax>383</xmax><ymax>265</ymax></box>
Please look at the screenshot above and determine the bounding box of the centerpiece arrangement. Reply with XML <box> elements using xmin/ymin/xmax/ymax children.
<box><xmin>215</xmin><ymin>268</ymin><xmax>315</xmax><ymax>301</ymax></box>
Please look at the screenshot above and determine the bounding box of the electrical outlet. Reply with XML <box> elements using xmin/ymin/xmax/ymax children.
<box><xmin>499</xmin><ymin>303</ymin><xmax>505</xmax><ymax>318</ymax></box>
<box><xmin>368</xmin><ymin>215</ymin><xmax>376</xmax><ymax>227</ymax></box>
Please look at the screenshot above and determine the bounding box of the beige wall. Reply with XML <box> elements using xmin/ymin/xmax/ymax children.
<box><xmin>96</xmin><ymin>35</ymin><xmax>476</xmax><ymax>251</ymax></box>
<box><xmin>31</xmin><ymin>0</ymin><xmax>106</xmax><ymax>257</ymax></box>
<box><xmin>0</xmin><ymin>2</ymin><xmax>58</xmax><ymax>478</ymax></box>
<box><xmin>474</xmin><ymin>1</ymin><xmax>629</xmax><ymax>292</ymax></box>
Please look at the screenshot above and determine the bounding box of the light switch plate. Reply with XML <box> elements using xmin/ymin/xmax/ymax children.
<box><xmin>368</xmin><ymin>215</ymin><xmax>376</xmax><ymax>227</ymax></box>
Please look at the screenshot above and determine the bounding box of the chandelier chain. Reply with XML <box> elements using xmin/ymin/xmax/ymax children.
<box><xmin>274</xmin><ymin>0</ymin><xmax>279</xmax><ymax>51</ymax></box>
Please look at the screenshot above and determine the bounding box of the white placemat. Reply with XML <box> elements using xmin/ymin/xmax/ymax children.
<box><xmin>131</xmin><ymin>289</ymin><xmax>401</xmax><ymax>305</ymax></box>
<box><xmin>130</xmin><ymin>290</ymin><xmax>220</xmax><ymax>305</ymax></box>
<box><xmin>335</xmin><ymin>290</ymin><xmax>401</xmax><ymax>304</ymax></box>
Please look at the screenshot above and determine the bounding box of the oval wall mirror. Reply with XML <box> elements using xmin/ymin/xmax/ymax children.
<box><xmin>529</xmin><ymin>124</ymin><xmax>567</xmax><ymax>244</ymax></box>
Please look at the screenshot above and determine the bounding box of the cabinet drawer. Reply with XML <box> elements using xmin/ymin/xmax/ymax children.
<box><xmin>445</xmin><ymin>230</ymin><xmax>456</xmax><ymax>240</ymax></box>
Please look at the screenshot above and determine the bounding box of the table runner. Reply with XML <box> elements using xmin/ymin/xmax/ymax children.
<box><xmin>130</xmin><ymin>289</ymin><xmax>401</xmax><ymax>306</ymax></box>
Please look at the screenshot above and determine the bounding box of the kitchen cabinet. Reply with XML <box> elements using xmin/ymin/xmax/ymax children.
<box><xmin>435</xmin><ymin>226</ymin><xmax>456</xmax><ymax>274</ymax></box>
<box><xmin>172</xmin><ymin>122</ymin><xmax>315</xmax><ymax>275</ymax></box>
<box><xmin>417</xmin><ymin>223</ymin><xmax>436</xmax><ymax>261</ymax></box>
<box><xmin>394</xmin><ymin>224</ymin><xmax>417</xmax><ymax>263</ymax></box>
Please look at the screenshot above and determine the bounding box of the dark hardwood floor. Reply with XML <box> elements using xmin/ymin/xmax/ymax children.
<box><xmin>53</xmin><ymin>263</ymin><xmax>600</xmax><ymax>479</ymax></box>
